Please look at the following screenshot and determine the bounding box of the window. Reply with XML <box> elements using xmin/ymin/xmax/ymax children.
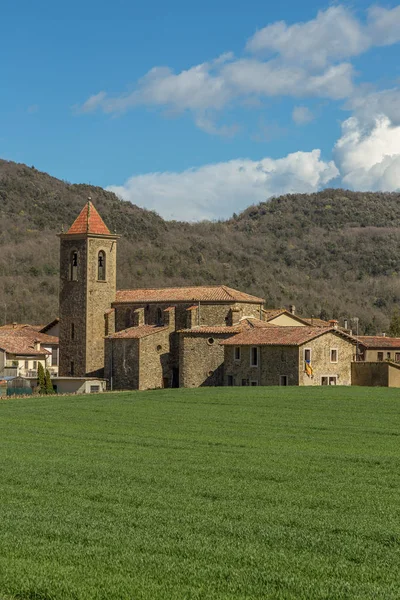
<box><xmin>396</xmin><ymin>353</ymin><xmax>400</xmax><ymax>362</ymax></box>
<box><xmin>71</xmin><ymin>323</ymin><xmax>75</xmax><ymax>340</ymax></box>
<box><xmin>98</xmin><ymin>251</ymin><xmax>106</xmax><ymax>281</ymax></box>
<box><xmin>321</xmin><ymin>376</ymin><xmax>337</xmax><ymax>386</ymax></box>
<box><xmin>242</xmin><ymin>378</ymin><xmax>249</xmax><ymax>386</ymax></box>
<box><xmin>156</xmin><ymin>308</ymin><xmax>163</xmax><ymax>325</ymax></box>
<box><xmin>32</xmin><ymin>361</ymin><xmax>37</xmax><ymax>369</ymax></box>
<box><xmin>330</xmin><ymin>349</ymin><xmax>338</xmax><ymax>363</ymax></box>
<box><xmin>227</xmin><ymin>375</ymin><xmax>234</xmax><ymax>386</ymax></box>
<box><xmin>207</xmin><ymin>337</ymin><xmax>215</xmax><ymax>346</ymax></box>
<box><xmin>69</xmin><ymin>251</ymin><xmax>78</xmax><ymax>281</ymax></box>
<box><xmin>279</xmin><ymin>375</ymin><xmax>288</xmax><ymax>386</ymax></box>
<box><xmin>377</xmin><ymin>352</ymin><xmax>384</xmax><ymax>361</ymax></box>
<box><xmin>234</xmin><ymin>347</ymin><xmax>241</xmax><ymax>361</ymax></box>
<box><xmin>304</xmin><ymin>348</ymin><xmax>312</xmax><ymax>363</ymax></box>
<box><xmin>387</xmin><ymin>352</ymin><xmax>391</xmax><ymax>360</ymax></box>
<box><xmin>24</xmin><ymin>360</ymin><xmax>29</xmax><ymax>369</ymax></box>
<box><xmin>250</xmin><ymin>346</ymin><xmax>259</xmax><ymax>367</ymax></box>
<box><xmin>250</xmin><ymin>380</ymin><xmax>258</xmax><ymax>386</ymax></box>
<box><xmin>90</xmin><ymin>385</ymin><xmax>100</xmax><ymax>393</ymax></box>
<box><xmin>70</xmin><ymin>361</ymin><xmax>74</xmax><ymax>376</ymax></box>
<box><xmin>51</xmin><ymin>347</ymin><xmax>58</xmax><ymax>367</ymax></box>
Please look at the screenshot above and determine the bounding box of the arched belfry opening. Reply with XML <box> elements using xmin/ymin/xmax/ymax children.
<box><xmin>98</xmin><ymin>250</ymin><xmax>106</xmax><ymax>281</ymax></box>
<box><xmin>69</xmin><ymin>250</ymin><xmax>78</xmax><ymax>281</ymax></box>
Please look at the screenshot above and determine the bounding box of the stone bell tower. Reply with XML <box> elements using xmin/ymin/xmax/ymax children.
<box><xmin>58</xmin><ymin>199</ymin><xmax>119</xmax><ymax>377</ymax></box>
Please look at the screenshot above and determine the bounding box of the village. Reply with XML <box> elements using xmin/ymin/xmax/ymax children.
<box><xmin>1</xmin><ymin>200</ymin><xmax>400</xmax><ymax>396</ymax></box>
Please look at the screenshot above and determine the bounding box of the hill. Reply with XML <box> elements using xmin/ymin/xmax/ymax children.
<box><xmin>1</xmin><ymin>158</ymin><xmax>400</xmax><ymax>333</ymax></box>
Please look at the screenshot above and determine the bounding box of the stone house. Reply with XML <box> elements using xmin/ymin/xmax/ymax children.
<box><xmin>0</xmin><ymin>323</ymin><xmax>59</xmax><ymax>378</ymax></box>
<box><xmin>221</xmin><ymin>326</ymin><xmax>356</xmax><ymax>386</ymax></box>
<box><xmin>357</xmin><ymin>336</ymin><xmax>400</xmax><ymax>362</ymax></box>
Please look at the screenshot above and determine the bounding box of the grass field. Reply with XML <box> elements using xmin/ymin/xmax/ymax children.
<box><xmin>0</xmin><ymin>387</ymin><xmax>399</xmax><ymax>600</ymax></box>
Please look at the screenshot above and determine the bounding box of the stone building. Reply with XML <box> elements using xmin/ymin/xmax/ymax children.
<box><xmin>59</xmin><ymin>201</ymin><xmax>266</xmax><ymax>389</ymax></box>
<box><xmin>221</xmin><ymin>326</ymin><xmax>356</xmax><ymax>386</ymax></box>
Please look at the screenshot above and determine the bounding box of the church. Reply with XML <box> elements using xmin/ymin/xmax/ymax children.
<box><xmin>58</xmin><ymin>200</ymin><xmax>269</xmax><ymax>390</ymax></box>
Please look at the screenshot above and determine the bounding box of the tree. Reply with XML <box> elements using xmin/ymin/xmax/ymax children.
<box><xmin>37</xmin><ymin>362</ymin><xmax>46</xmax><ymax>394</ymax></box>
<box><xmin>45</xmin><ymin>369</ymin><xmax>54</xmax><ymax>395</ymax></box>
<box><xmin>389</xmin><ymin>308</ymin><xmax>400</xmax><ymax>337</ymax></box>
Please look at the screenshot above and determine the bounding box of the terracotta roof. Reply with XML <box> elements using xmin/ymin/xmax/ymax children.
<box><xmin>302</xmin><ymin>318</ymin><xmax>332</xmax><ymax>327</ymax></box>
<box><xmin>357</xmin><ymin>336</ymin><xmax>400</xmax><ymax>349</ymax></box>
<box><xmin>178</xmin><ymin>317</ymin><xmax>273</xmax><ymax>335</ymax></box>
<box><xmin>221</xmin><ymin>326</ymin><xmax>356</xmax><ymax>346</ymax></box>
<box><xmin>107</xmin><ymin>325</ymin><xmax>169</xmax><ymax>340</ymax></box>
<box><xmin>115</xmin><ymin>286</ymin><xmax>264</xmax><ymax>304</ymax></box>
<box><xmin>0</xmin><ymin>325</ymin><xmax>58</xmax><ymax>345</ymax></box>
<box><xmin>66</xmin><ymin>201</ymin><xmax>111</xmax><ymax>235</ymax></box>
<box><xmin>262</xmin><ymin>308</ymin><xmax>287</xmax><ymax>320</ymax></box>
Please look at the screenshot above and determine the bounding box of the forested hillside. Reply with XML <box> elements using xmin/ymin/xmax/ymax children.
<box><xmin>1</xmin><ymin>158</ymin><xmax>400</xmax><ymax>334</ymax></box>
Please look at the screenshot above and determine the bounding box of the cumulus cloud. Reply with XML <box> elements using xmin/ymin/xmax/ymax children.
<box><xmin>334</xmin><ymin>115</ymin><xmax>400</xmax><ymax>190</ymax></box>
<box><xmin>106</xmin><ymin>150</ymin><xmax>338</xmax><ymax>221</ymax></box>
<box><xmin>246</xmin><ymin>6</ymin><xmax>368</xmax><ymax>67</ymax></box>
<box><xmin>292</xmin><ymin>106</ymin><xmax>314</xmax><ymax>125</ymax></box>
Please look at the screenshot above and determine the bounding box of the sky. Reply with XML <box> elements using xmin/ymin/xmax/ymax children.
<box><xmin>1</xmin><ymin>0</ymin><xmax>400</xmax><ymax>220</ymax></box>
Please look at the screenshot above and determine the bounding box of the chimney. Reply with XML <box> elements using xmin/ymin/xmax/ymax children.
<box><xmin>132</xmin><ymin>308</ymin><xmax>145</xmax><ymax>327</ymax></box>
<box><xmin>12</xmin><ymin>322</ymin><xmax>17</xmax><ymax>329</ymax></box>
<box><xmin>163</xmin><ymin>307</ymin><xmax>175</xmax><ymax>330</ymax></box>
<box><xmin>382</xmin><ymin>332</ymin><xmax>386</xmax><ymax>337</ymax></box>
<box><xmin>329</xmin><ymin>319</ymin><xmax>338</xmax><ymax>329</ymax></box>
<box><xmin>231</xmin><ymin>307</ymin><xmax>241</xmax><ymax>325</ymax></box>
<box><xmin>344</xmin><ymin>319</ymin><xmax>348</xmax><ymax>330</ymax></box>
<box><xmin>34</xmin><ymin>339</ymin><xmax>40</xmax><ymax>351</ymax></box>
<box><xmin>289</xmin><ymin>305</ymin><xmax>295</xmax><ymax>315</ymax></box>
<box><xmin>186</xmin><ymin>306</ymin><xmax>198</xmax><ymax>329</ymax></box>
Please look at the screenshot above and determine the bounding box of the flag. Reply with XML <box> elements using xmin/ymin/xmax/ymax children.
<box><xmin>305</xmin><ymin>361</ymin><xmax>313</xmax><ymax>377</ymax></box>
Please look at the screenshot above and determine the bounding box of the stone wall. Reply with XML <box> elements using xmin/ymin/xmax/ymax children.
<box><xmin>224</xmin><ymin>345</ymin><xmax>299</xmax><ymax>386</ymax></box>
<box><xmin>298</xmin><ymin>332</ymin><xmax>354</xmax><ymax>386</ymax></box>
<box><xmin>104</xmin><ymin>337</ymin><xmax>140</xmax><ymax>390</ymax></box>
<box><xmin>179</xmin><ymin>332</ymin><xmax>234</xmax><ymax>388</ymax></box>
<box><xmin>114</xmin><ymin>300</ymin><xmax>263</xmax><ymax>333</ymax></box>
<box><xmin>351</xmin><ymin>362</ymin><xmax>389</xmax><ymax>386</ymax></box>
<box><xmin>59</xmin><ymin>237</ymin><xmax>87</xmax><ymax>376</ymax></box>
<box><xmin>139</xmin><ymin>329</ymin><xmax>171</xmax><ymax>390</ymax></box>
<box><xmin>85</xmin><ymin>236</ymin><xmax>117</xmax><ymax>376</ymax></box>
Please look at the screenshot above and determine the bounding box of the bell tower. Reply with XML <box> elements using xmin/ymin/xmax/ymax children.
<box><xmin>58</xmin><ymin>199</ymin><xmax>119</xmax><ymax>377</ymax></box>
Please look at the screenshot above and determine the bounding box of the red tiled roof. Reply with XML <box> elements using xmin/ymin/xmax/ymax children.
<box><xmin>178</xmin><ymin>317</ymin><xmax>273</xmax><ymax>335</ymax></box>
<box><xmin>357</xmin><ymin>336</ymin><xmax>400</xmax><ymax>349</ymax></box>
<box><xmin>115</xmin><ymin>286</ymin><xmax>264</xmax><ymax>304</ymax></box>
<box><xmin>66</xmin><ymin>201</ymin><xmax>111</xmax><ymax>235</ymax></box>
<box><xmin>0</xmin><ymin>325</ymin><xmax>58</xmax><ymax>345</ymax></box>
<box><xmin>107</xmin><ymin>325</ymin><xmax>169</xmax><ymax>340</ymax></box>
<box><xmin>221</xmin><ymin>326</ymin><xmax>356</xmax><ymax>346</ymax></box>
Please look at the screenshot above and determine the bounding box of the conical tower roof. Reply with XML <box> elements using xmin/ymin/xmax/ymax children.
<box><xmin>66</xmin><ymin>200</ymin><xmax>111</xmax><ymax>235</ymax></box>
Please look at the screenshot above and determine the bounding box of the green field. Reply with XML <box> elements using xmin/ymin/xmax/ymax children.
<box><xmin>0</xmin><ymin>387</ymin><xmax>399</xmax><ymax>600</ymax></box>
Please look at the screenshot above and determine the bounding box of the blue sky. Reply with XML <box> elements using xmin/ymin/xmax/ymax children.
<box><xmin>1</xmin><ymin>0</ymin><xmax>400</xmax><ymax>220</ymax></box>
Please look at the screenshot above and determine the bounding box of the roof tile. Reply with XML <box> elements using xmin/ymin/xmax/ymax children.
<box><xmin>357</xmin><ymin>336</ymin><xmax>400</xmax><ymax>349</ymax></box>
<box><xmin>221</xmin><ymin>326</ymin><xmax>356</xmax><ymax>346</ymax></box>
<box><xmin>115</xmin><ymin>285</ymin><xmax>264</xmax><ymax>304</ymax></box>
<box><xmin>66</xmin><ymin>201</ymin><xmax>111</xmax><ymax>235</ymax></box>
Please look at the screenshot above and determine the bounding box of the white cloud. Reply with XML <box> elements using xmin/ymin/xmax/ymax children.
<box><xmin>292</xmin><ymin>106</ymin><xmax>314</xmax><ymax>125</ymax></box>
<box><xmin>246</xmin><ymin>6</ymin><xmax>368</xmax><ymax>68</ymax></box>
<box><xmin>367</xmin><ymin>5</ymin><xmax>400</xmax><ymax>46</ymax></box>
<box><xmin>349</xmin><ymin>88</ymin><xmax>400</xmax><ymax>127</ymax></box>
<box><xmin>106</xmin><ymin>150</ymin><xmax>338</xmax><ymax>221</ymax></box>
<box><xmin>334</xmin><ymin>115</ymin><xmax>400</xmax><ymax>190</ymax></box>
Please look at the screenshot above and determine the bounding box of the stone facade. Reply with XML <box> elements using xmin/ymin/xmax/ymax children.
<box><xmin>179</xmin><ymin>332</ymin><xmax>234</xmax><ymax>388</ymax></box>
<box><xmin>59</xmin><ymin>231</ymin><xmax>118</xmax><ymax>378</ymax></box>
<box><xmin>224</xmin><ymin>331</ymin><xmax>355</xmax><ymax>386</ymax></box>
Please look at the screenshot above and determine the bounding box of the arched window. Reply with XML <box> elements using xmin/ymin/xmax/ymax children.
<box><xmin>156</xmin><ymin>307</ymin><xmax>163</xmax><ymax>325</ymax></box>
<box><xmin>71</xmin><ymin>322</ymin><xmax>75</xmax><ymax>340</ymax></box>
<box><xmin>69</xmin><ymin>251</ymin><xmax>78</xmax><ymax>281</ymax></box>
<box><xmin>98</xmin><ymin>251</ymin><xmax>106</xmax><ymax>281</ymax></box>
